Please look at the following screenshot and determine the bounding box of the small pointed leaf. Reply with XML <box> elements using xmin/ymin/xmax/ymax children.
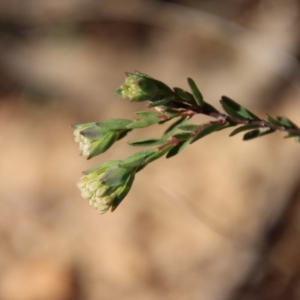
<box><xmin>220</xmin><ymin>96</ymin><xmax>259</xmax><ymax>120</ymax></box>
<box><xmin>202</xmin><ymin>102</ymin><xmax>219</xmax><ymax>114</ymax></box>
<box><xmin>128</xmin><ymin>138</ymin><xmax>167</xmax><ymax>147</ymax></box>
<box><xmin>178</xmin><ymin>124</ymin><xmax>200</xmax><ymax>131</ymax></box>
<box><xmin>172</xmin><ymin>132</ymin><xmax>193</xmax><ymax>141</ymax></box>
<box><xmin>96</xmin><ymin>119</ymin><xmax>132</xmax><ymax>130</ymax></box>
<box><xmin>266</xmin><ymin>114</ymin><xmax>283</xmax><ymax>127</ymax></box>
<box><xmin>83</xmin><ymin>160</ymin><xmax>121</xmax><ymax>175</ymax></box>
<box><xmin>220</xmin><ymin>99</ymin><xmax>247</xmax><ymax>120</ymax></box>
<box><xmin>284</xmin><ymin>132</ymin><xmax>300</xmax><ymax>142</ymax></box>
<box><xmin>284</xmin><ymin>132</ymin><xmax>298</xmax><ymax>138</ymax></box>
<box><xmin>120</xmin><ymin>150</ymin><xmax>155</xmax><ymax>168</ymax></box>
<box><xmin>187</xmin><ymin>78</ymin><xmax>204</xmax><ymax>106</ymax></box>
<box><xmin>166</xmin><ymin>140</ymin><xmax>190</xmax><ymax>158</ymax></box>
<box><xmin>162</xmin><ymin>109</ymin><xmax>180</xmax><ymax>117</ymax></box>
<box><xmin>173</xmin><ymin>88</ymin><xmax>194</xmax><ymax>101</ymax></box>
<box><xmin>190</xmin><ymin>123</ymin><xmax>225</xmax><ymax>144</ymax></box>
<box><xmin>87</xmin><ymin>132</ymin><xmax>118</xmax><ymax>159</ymax></box>
<box><xmin>277</xmin><ymin>116</ymin><xmax>299</xmax><ymax>129</ymax></box>
<box><xmin>147</xmin><ymin>97</ymin><xmax>173</xmax><ymax>108</ymax></box>
<box><xmin>163</xmin><ymin>117</ymin><xmax>188</xmax><ymax>139</ymax></box>
<box><xmin>134</xmin><ymin>111</ymin><xmax>160</xmax><ymax>118</ymax></box>
<box><xmin>229</xmin><ymin>124</ymin><xmax>260</xmax><ymax>137</ymax></box>
<box><xmin>147</xmin><ymin>77</ymin><xmax>174</xmax><ymax>94</ymax></box>
<box><xmin>80</xmin><ymin>127</ymin><xmax>108</xmax><ymax>140</ymax></box>
<box><xmin>114</xmin><ymin>88</ymin><xmax>123</xmax><ymax>97</ymax></box>
<box><xmin>243</xmin><ymin>128</ymin><xmax>274</xmax><ymax>140</ymax></box>
<box><xmin>126</xmin><ymin>116</ymin><xmax>160</xmax><ymax>129</ymax></box>
<box><xmin>111</xmin><ymin>174</ymin><xmax>135</xmax><ymax>212</ymax></box>
<box><xmin>101</xmin><ymin>167</ymin><xmax>132</xmax><ymax>187</ymax></box>
<box><xmin>117</xmin><ymin>130</ymin><xmax>131</xmax><ymax>141</ymax></box>
<box><xmin>144</xmin><ymin>145</ymin><xmax>174</xmax><ymax>164</ymax></box>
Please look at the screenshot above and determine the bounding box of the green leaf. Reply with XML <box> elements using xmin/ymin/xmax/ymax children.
<box><xmin>284</xmin><ymin>132</ymin><xmax>300</xmax><ymax>141</ymax></box>
<box><xmin>172</xmin><ymin>132</ymin><xmax>193</xmax><ymax>140</ymax></box>
<box><xmin>97</xmin><ymin>119</ymin><xmax>132</xmax><ymax>130</ymax></box>
<box><xmin>173</xmin><ymin>88</ymin><xmax>194</xmax><ymax>102</ymax></box>
<box><xmin>114</xmin><ymin>87</ymin><xmax>123</xmax><ymax>97</ymax></box>
<box><xmin>147</xmin><ymin>97</ymin><xmax>174</xmax><ymax>108</ymax></box>
<box><xmin>243</xmin><ymin>128</ymin><xmax>274</xmax><ymax>140</ymax></box>
<box><xmin>80</xmin><ymin>127</ymin><xmax>108</xmax><ymax>140</ymax></box>
<box><xmin>277</xmin><ymin>116</ymin><xmax>299</xmax><ymax>129</ymax></box>
<box><xmin>266</xmin><ymin>114</ymin><xmax>283</xmax><ymax>126</ymax></box>
<box><xmin>229</xmin><ymin>124</ymin><xmax>260</xmax><ymax>137</ymax></box>
<box><xmin>111</xmin><ymin>174</ymin><xmax>135</xmax><ymax>212</ymax></box>
<box><xmin>144</xmin><ymin>145</ymin><xmax>174</xmax><ymax>164</ymax></box>
<box><xmin>117</xmin><ymin>129</ymin><xmax>131</xmax><ymax>141</ymax></box>
<box><xmin>126</xmin><ymin>116</ymin><xmax>160</xmax><ymax>129</ymax></box>
<box><xmin>178</xmin><ymin>124</ymin><xmax>200</xmax><ymax>131</ymax></box>
<box><xmin>220</xmin><ymin>98</ymin><xmax>247</xmax><ymax>120</ymax></box>
<box><xmin>71</xmin><ymin>122</ymin><xmax>95</xmax><ymax>130</ymax></box>
<box><xmin>166</xmin><ymin>140</ymin><xmax>190</xmax><ymax>158</ymax></box>
<box><xmin>133</xmin><ymin>71</ymin><xmax>153</xmax><ymax>79</ymax></box>
<box><xmin>101</xmin><ymin>167</ymin><xmax>132</xmax><ymax>187</ymax></box>
<box><xmin>220</xmin><ymin>96</ymin><xmax>259</xmax><ymax>120</ymax></box>
<box><xmin>202</xmin><ymin>102</ymin><xmax>219</xmax><ymax>114</ymax></box>
<box><xmin>128</xmin><ymin>138</ymin><xmax>167</xmax><ymax>147</ymax></box>
<box><xmin>190</xmin><ymin>123</ymin><xmax>225</xmax><ymax>144</ymax></box>
<box><xmin>134</xmin><ymin>111</ymin><xmax>159</xmax><ymax>118</ymax></box>
<box><xmin>155</xmin><ymin>84</ymin><xmax>174</xmax><ymax>95</ymax></box>
<box><xmin>83</xmin><ymin>160</ymin><xmax>121</xmax><ymax>175</ymax></box>
<box><xmin>87</xmin><ymin>132</ymin><xmax>118</xmax><ymax>159</ymax></box>
<box><xmin>187</xmin><ymin>78</ymin><xmax>204</xmax><ymax>106</ymax></box>
<box><xmin>163</xmin><ymin>117</ymin><xmax>188</xmax><ymax>139</ymax></box>
<box><xmin>220</xmin><ymin>121</ymin><xmax>234</xmax><ymax>130</ymax></box>
<box><xmin>162</xmin><ymin>109</ymin><xmax>180</xmax><ymax>117</ymax></box>
<box><xmin>148</xmin><ymin>78</ymin><xmax>174</xmax><ymax>94</ymax></box>
<box><xmin>120</xmin><ymin>150</ymin><xmax>154</xmax><ymax>168</ymax></box>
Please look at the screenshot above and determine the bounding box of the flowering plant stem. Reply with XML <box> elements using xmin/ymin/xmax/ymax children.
<box><xmin>73</xmin><ymin>71</ymin><xmax>300</xmax><ymax>214</ymax></box>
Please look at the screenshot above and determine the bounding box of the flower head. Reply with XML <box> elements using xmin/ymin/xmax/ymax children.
<box><xmin>115</xmin><ymin>71</ymin><xmax>173</xmax><ymax>102</ymax></box>
<box><xmin>72</xmin><ymin>119</ymin><xmax>132</xmax><ymax>159</ymax></box>
<box><xmin>77</xmin><ymin>161</ymin><xmax>135</xmax><ymax>214</ymax></box>
<box><xmin>72</xmin><ymin>123</ymin><xmax>118</xmax><ymax>159</ymax></box>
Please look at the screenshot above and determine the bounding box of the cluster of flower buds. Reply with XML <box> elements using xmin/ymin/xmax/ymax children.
<box><xmin>77</xmin><ymin>161</ymin><xmax>135</xmax><ymax>214</ymax></box>
<box><xmin>72</xmin><ymin>119</ymin><xmax>132</xmax><ymax>159</ymax></box>
<box><xmin>114</xmin><ymin>71</ymin><xmax>173</xmax><ymax>102</ymax></box>
<box><xmin>114</xmin><ymin>71</ymin><xmax>207</xmax><ymax>116</ymax></box>
<box><xmin>76</xmin><ymin>146</ymin><xmax>175</xmax><ymax>214</ymax></box>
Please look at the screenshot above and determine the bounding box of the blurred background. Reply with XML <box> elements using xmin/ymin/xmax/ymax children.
<box><xmin>0</xmin><ymin>0</ymin><xmax>300</xmax><ymax>299</ymax></box>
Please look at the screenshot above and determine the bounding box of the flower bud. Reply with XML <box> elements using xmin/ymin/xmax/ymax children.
<box><xmin>115</xmin><ymin>72</ymin><xmax>173</xmax><ymax>102</ymax></box>
<box><xmin>77</xmin><ymin>161</ymin><xmax>135</xmax><ymax>214</ymax></box>
<box><xmin>72</xmin><ymin>123</ymin><xmax>118</xmax><ymax>159</ymax></box>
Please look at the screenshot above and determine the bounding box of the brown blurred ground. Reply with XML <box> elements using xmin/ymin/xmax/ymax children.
<box><xmin>0</xmin><ymin>0</ymin><xmax>300</xmax><ymax>299</ymax></box>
